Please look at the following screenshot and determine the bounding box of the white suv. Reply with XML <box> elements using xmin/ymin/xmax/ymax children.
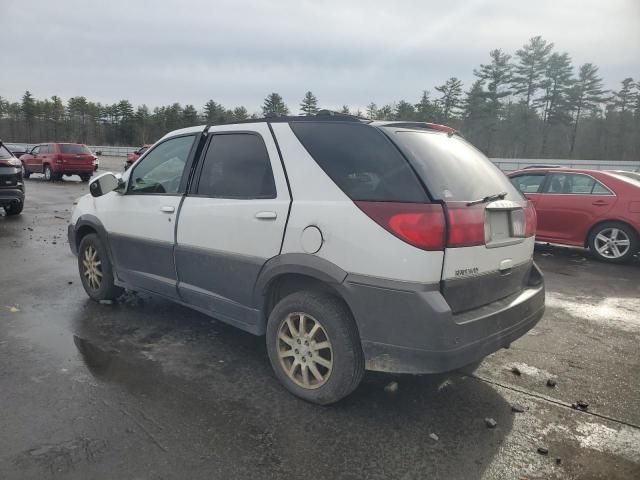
<box><xmin>69</xmin><ymin>113</ymin><xmax>545</xmax><ymax>404</ymax></box>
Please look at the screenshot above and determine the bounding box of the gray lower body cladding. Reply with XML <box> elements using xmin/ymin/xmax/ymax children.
<box><xmin>343</xmin><ymin>264</ymin><xmax>545</xmax><ymax>374</ymax></box>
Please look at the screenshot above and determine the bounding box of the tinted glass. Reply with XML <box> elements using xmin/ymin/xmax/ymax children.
<box><xmin>31</xmin><ymin>146</ymin><xmax>40</xmax><ymax>155</ymax></box>
<box><xmin>510</xmin><ymin>174</ymin><xmax>545</xmax><ymax>193</ymax></box>
<box><xmin>197</xmin><ymin>134</ymin><xmax>276</xmax><ymax>198</ymax></box>
<box><xmin>384</xmin><ymin>128</ymin><xmax>522</xmax><ymax>202</ymax></box>
<box><xmin>60</xmin><ymin>144</ymin><xmax>91</xmax><ymax>154</ymax></box>
<box><xmin>592</xmin><ymin>182</ymin><xmax>612</xmax><ymax>195</ymax></box>
<box><xmin>544</xmin><ymin>173</ymin><xmax>598</xmax><ymax>194</ymax></box>
<box><xmin>290</xmin><ymin>122</ymin><xmax>427</xmax><ymax>202</ymax></box>
<box><xmin>129</xmin><ymin>135</ymin><xmax>194</xmax><ymax>194</ymax></box>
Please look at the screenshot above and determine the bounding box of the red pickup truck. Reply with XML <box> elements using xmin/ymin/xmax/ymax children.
<box><xmin>21</xmin><ymin>143</ymin><xmax>98</xmax><ymax>182</ymax></box>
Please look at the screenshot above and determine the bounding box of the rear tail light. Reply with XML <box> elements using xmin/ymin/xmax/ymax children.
<box><xmin>355</xmin><ymin>202</ymin><xmax>446</xmax><ymax>251</ymax></box>
<box><xmin>524</xmin><ymin>202</ymin><xmax>537</xmax><ymax>237</ymax></box>
<box><xmin>446</xmin><ymin>203</ymin><xmax>486</xmax><ymax>247</ymax></box>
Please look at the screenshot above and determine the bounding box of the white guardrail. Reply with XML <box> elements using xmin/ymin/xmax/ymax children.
<box><xmin>8</xmin><ymin>143</ymin><xmax>640</xmax><ymax>173</ymax></box>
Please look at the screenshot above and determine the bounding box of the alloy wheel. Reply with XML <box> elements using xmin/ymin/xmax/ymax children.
<box><xmin>82</xmin><ymin>245</ymin><xmax>103</xmax><ymax>290</ymax></box>
<box><xmin>277</xmin><ymin>312</ymin><xmax>333</xmax><ymax>389</ymax></box>
<box><xmin>594</xmin><ymin>228</ymin><xmax>631</xmax><ymax>259</ymax></box>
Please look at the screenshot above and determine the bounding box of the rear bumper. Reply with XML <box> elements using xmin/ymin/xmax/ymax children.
<box><xmin>53</xmin><ymin>165</ymin><xmax>96</xmax><ymax>174</ymax></box>
<box><xmin>0</xmin><ymin>188</ymin><xmax>25</xmax><ymax>206</ymax></box>
<box><xmin>344</xmin><ymin>263</ymin><xmax>545</xmax><ymax>374</ymax></box>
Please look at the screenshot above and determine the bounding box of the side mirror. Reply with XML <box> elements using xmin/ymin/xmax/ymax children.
<box><xmin>89</xmin><ymin>172</ymin><xmax>123</xmax><ymax>197</ymax></box>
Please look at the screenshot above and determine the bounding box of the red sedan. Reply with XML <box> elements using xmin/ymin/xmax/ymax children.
<box><xmin>508</xmin><ymin>167</ymin><xmax>640</xmax><ymax>263</ymax></box>
<box><xmin>124</xmin><ymin>144</ymin><xmax>151</xmax><ymax>170</ymax></box>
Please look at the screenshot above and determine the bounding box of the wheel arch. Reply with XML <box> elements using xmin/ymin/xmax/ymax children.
<box><xmin>254</xmin><ymin>254</ymin><xmax>358</xmax><ymax>332</ymax></box>
<box><xmin>74</xmin><ymin>215</ymin><xmax>117</xmax><ymax>269</ymax></box>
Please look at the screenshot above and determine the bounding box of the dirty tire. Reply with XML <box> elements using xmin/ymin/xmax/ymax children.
<box><xmin>588</xmin><ymin>221</ymin><xmax>638</xmax><ymax>263</ymax></box>
<box><xmin>43</xmin><ymin>165</ymin><xmax>53</xmax><ymax>181</ymax></box>
<box><xmin>266</xmin><ymin>291</ymin><xmax>364</xmax><ymax>405</ymax></box>
<box><xmin>78</xmin><ymin>233</ymin><xmax>123</xmax><ymax>301</ymax></box>
<box><xmin>4</xmin><ymin>201</ymin><xmax>23</xmax><ymax>216</ymax></box>
<box><xmin>80</xmin><ymin>174</ymin><xmax>91</xmax><ymax>182</ymax></box>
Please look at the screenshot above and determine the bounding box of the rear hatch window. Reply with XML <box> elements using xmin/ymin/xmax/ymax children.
<box><xmin>383</xmin><ymin>127</ymin><xmax>534</xmax><ymax>313</ymax></box>
<box><xmin>381</xmin><ymin>128</ymin><xmax>522</xmax><ymax>202</ymax></box>
<box><xmin>60</xmin><ymin>144</ymin><xmax>92</xmax><ymax>155</ymax></box>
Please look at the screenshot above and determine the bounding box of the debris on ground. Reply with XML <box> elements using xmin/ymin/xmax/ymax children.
<box><xmin>384</xmin><ymin>381</ymin><xmax>398</xmax><ymax>393</ymax></box>
<box><xmin>54</xmin><ymin>215</ymin><xmax>65</xmax><ymax>220</ymax></box>
<box><xmin>68</xmin><ymin>281</ymin><xmax>73</xmax><ymax>285</ymax></box>
<box><xmin>537</xmin><ymin>446</ymin><xmax>549</xmax><ymax>455</ymax></box>
<box><xmin>511</xmin><ymin>366</ymin><xmax>522</xmax><ymax>376</ymax></box>
<box><xmin>555</xmin><ymin>458</ymin><xmax>562</xmax><ymax>465</ymax></box>
<box><xmin>484</xmin><ymin>418</ymin><xmax>497</xmax><ymax>429</ymax></box>
<box><xmin>7</xmin><ymin>305</ymin><xmax>20</xmax><ymax>313</ymax></box>
<box><xmin>572</xmin><ymin>400</ymin><xmax>589</xmax><ymax>411</ymax></box>
<box><xmin>511</xmin><ymin>404</ymin><xmax>526</xmax><ymax>413</ymax></box>
<box><xmin>99</xmin><ymin>299</ymin><xmax>113</xmax><ymax>305</ymax></box>
<box><xmin>546</xmin><ymin>378</ymin><xmax>557</xmax><ymax>387</ymax></box>
<box><xmin>428</xmin><ymin>433</ymin><xmax>439</xmax><ymax>441</ymax></box>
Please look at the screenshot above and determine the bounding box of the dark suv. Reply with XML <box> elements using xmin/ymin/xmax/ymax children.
<box><xmin>0</xmin><ymin>140</ymin><xmax>25</xmax><ymax>215</ymax></box>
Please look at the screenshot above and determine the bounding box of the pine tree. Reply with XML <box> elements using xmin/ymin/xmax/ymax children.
<box><xmin>182</xmin><ymin>104</ymin><xmax>199</xmax><ymax>126</ymax></box>
<box><xmin>435</xmin><ymin>77</ymin><xmax>464</xmax><ymax>122</ymax></box>
<box><xmin>414</xmin><ymin>91</ymin><xmax>440</xmax><ymax>121</ymax></box>
<box><xmin>613</xmin><ymin>78</ymin><xmax>636</xmax><ymax>114</ymax></box>
<box><xmin>21</xmin><ymin>91</ymin><xmax>37</xmax><ymax>141</ymax></box>
<box><xmin>376</xmin><ymin>105</ymin><xmax>393</xmax><ymax>120</ymax></box>
<box><xmin>203</xmin><ymin>100</ymin><xmax>227</xmax><ymax>124</ymax></box>
<box><xmin>366</xmin><ymin>102</ymin><xmax>378</xmax><ymax>120</ymax></box>
<box><xmin>394</xmin><ymin>100</ymin><xmax>415</xmax><ymax>120</ymax></box>
<box><xmin>262</xmin><ymin>93</ymin><xmax>289</xmax><ymax>116</ymax></box>
<box><xmin>340</xmin><ymin>105</ymin><xmax>350</xmax><ymax>115</ymax></box>
<box><xmin>511</xmin><ymin>36</ymin><xmax>554</xmax><ymax>107</ymax></box>
<box><xmin>232</xmin><ymin>106</ymin><xmax>249</xmax><ymax>121</ymax></box>
<box><xmin>300</xmin><ymin>91</ymin><xmax>319</xmax><ymax>115</ymax></box>
<box><xmin>568</xmin><ymin>63</ymin><xmax>607</xmax><ymax>155</ymax></box>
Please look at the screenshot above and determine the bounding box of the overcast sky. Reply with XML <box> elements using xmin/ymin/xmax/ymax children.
<box><xmin>2</xmin><ymin>0</ymin><xmax>639</xmax><ymax>113</ymax></box>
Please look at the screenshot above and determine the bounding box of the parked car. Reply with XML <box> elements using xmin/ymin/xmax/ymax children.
<box><xmin>5</xmin><ymin>144</ymin><xmax>29</xmax><ymax>158</ymax></box>
<box><xmin>509</xmin><ymin>167</ymin><xmax>640</xmax><ymax>263</ymax></box>
<box><xmin>21</xmin><ymin>143</ymin><xmax>98</xmax><ymax>182</ymax></box>
<box><xmin>0</xmin><ymin>140</ymin><xmax>25</xmax><ymax>215</ymax></box>
<box><xmin>68</xmin><ymin>115</ymin><xmax>544</xmax><ymax>404</ymax></box>
<box><xmin>125</xmin><ymin>144</ymin><xmax>152</xmax><ymax>170</ymax></box>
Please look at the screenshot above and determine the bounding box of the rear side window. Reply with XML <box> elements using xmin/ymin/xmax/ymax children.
<box><xmin>60</xmin><ymin>144</ymin><xmax>91</xmax><ymax>154</ymax></box>
<box><xmin>383</xmin><ymin>128</ymin><xmax>522</xmax><ymax>202</ymax></box>
<box><xmin>290</xmin><ymin>122</ymin><xmax>428</xmax><ymax>202</ymax></box>
<box><xmin>543</xmin><ymin>173</ymin><xmax>609</xmax><ymax>194</ymax></box>
<box><xmin>510</xmin><ymin>174</ymin><xmax>546</xmax><ymax>193</ymax></box>
<box><xmin>196</xmin><ymin>133</ymin><xmax>276</xmax><ymax>198</ymax></box>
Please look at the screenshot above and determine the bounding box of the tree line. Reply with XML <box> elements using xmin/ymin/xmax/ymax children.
<box><xmin>1</xmin><ymin>36</ymin><xmax>639</xmax><ymax>160</ymax></box>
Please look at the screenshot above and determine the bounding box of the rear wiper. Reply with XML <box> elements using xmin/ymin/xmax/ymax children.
<box><xmin>466</xmin><ymin>191</ymin><xmax>507</xmax><ymax>206</ymax></box>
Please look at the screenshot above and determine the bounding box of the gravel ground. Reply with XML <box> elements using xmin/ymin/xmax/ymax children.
<box><xmin>1</xmin><ymin>177</ymin><xmax>639</xmax><ymax>480</ymax></box>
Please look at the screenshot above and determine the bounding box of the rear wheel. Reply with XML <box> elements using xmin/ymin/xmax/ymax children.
<box><xmin>4</xmin><ymin>201</ymin><xmax>23</xmax><ymax>216</ymax></box>
<box><xmin>80</xmin><ymin>174</ymin><xmax>91</xmax><ymax>182</ymax></box>
<box><xmin>78</xmin><ymin>233</ymin><xmax>123</xmax><ymax>301</ymax></box>
<box><xmin>43</xmin><ymin>165</ymin><xmax>53</xmax><ymax>181</ymax></box>
<box><xmin>588</xmin><ymin>222</ymin><xmax>638</xmax><ymax>263</ymax></box>
<box><xmin>266</xmin><ymin>291</ymin><xmax>364</xmax><ymax>405</ymax></box>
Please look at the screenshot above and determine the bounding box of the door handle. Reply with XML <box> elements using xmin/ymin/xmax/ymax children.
<box><xmin>255</xmin><ymin>211</ymin><xmax>277</xmax><ymax>220</ymax></box>
<box><xmin>160</xmin><ymin>206</ymin><xmax>175</xmax><ymax>213</ymax></box>
<box><xmin>592</xmin><ymin>201</ymin><xmax>609</xmax><ymax>206</ymax></box>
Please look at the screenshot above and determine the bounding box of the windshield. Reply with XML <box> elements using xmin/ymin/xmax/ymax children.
<box><xmin>383</xmin><ymin>128</ymin><xmax>522</xmax><ymax>202</ymax></box>
<box><xmin>60</xmin><ymin>144</ymin><xmax>91</xmax><ymax>154</ymax></box>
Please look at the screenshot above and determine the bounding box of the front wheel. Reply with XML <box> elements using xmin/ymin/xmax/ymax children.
<box><xmin>266</xmin><ymin>291</ymin><xmax>364</xmax><ymax>405</ymax></box>
<box><xmin>78</xmin><ymin>233</ymin><xmax>123</xmax><ymax>301</ymax></box>
<box><xmin>21</xmin><ymin>163</ymin><xmax>31</xmax><ymax>179</ymax></box>
<box><xmin>43</xmin><ymin>165</ymin><xmax>53</xmax><ymax>181</ymax></box>
<box><xmin>80</xmin><ymin>174</ymin><xmax>92</xmax><ymax>182</ymax></box>
<box><xmin>4</xmin><ymin>201</ymin><xmax>23</xmax><ymax>216</ymax></box>
<box><xmin>588</xmin><ymin>222</ymin><xmax>638</xmax><ymax>263</ymax></box>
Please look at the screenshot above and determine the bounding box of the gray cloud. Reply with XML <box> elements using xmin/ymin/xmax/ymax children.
<box><xmin>3</xmin><ymin>0</ymin><xmax>639</xmax><ymax>112</ymax></box>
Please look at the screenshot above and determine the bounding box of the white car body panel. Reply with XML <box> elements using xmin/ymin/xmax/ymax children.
<box><xmin>272</xmin><ymin>123</ymin><xmax>444</xmax><ymax>284</ymax></box>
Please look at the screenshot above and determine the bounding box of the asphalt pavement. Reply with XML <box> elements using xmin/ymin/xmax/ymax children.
<box><xmin>1</xmin><ymin>173</ymin><xmax>639</xmax><ymax>480</ymax></box>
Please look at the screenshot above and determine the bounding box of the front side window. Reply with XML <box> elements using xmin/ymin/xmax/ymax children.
<box><xmin>196</xmin><ymin>133</ymin><xmax>276</xmax><ymax>198</ymax></box>
<box><xmin>510</xmin><ymin>174</ymin><xmax>546</xmax><ymax>193</ymax></box>
<box><xmin>31</xmin><ymin>146</ymin><xmax>40</xmax><ymax>155</ymax></box>
<box><xmin>128</xmin><ymin>135</ymin><xmax>194</xmax><ymax>194</ymax></box>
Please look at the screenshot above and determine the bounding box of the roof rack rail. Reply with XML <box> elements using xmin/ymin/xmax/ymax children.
<box><xmin>214</xmin><ymin>111</ymin><xmax>370</xmax><ymax>126</ymax></box>
<box><xmin>522</xmin><ymin>164</ymin><xmax>562</xmax><ymax>169</ymax></box>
